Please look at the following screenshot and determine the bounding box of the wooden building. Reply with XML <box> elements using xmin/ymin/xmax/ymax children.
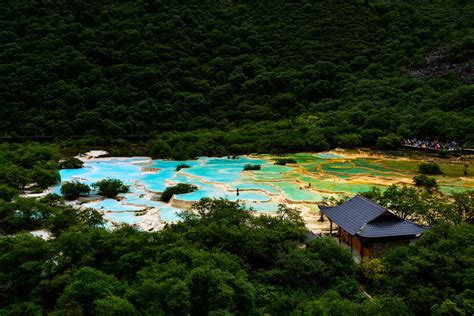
<box><xmin>320</xmin><ymin>195</ymin><xmax>429</xmax><ymax>258</ymax></box>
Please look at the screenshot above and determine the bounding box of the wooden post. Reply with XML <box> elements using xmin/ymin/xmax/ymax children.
<box><xmin>360</xmin><ymin>239</ymin><xmax>364</xmax><ymax>261</ymax></box>
<box><xmin>350</xmin><ymin>235</ymin><xmax>353</xmax><ymax>254</ymax></box>
<box><xmin>329</xmin><ymin>220</ymin><xmax>333</xmax><ymax>235</ymax></box>
<box><xmin>338</xmin><ymin>227</ymin><xmax>341</xmax><ymax>245</ymax></box>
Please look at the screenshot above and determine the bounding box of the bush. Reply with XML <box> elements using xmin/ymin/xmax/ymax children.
<box><xmin>161</xmin><ymin>183</ymin><xmax>198</xmax><ymax>202</ymax></box>
<box><xmin>150</xmin><ymin>139</ymin><xmax>172</xmax><ymax>158</ymax></box>
<box><xmin>376</xmin><ymin>134</ymin><xmax>402</xmax><ymax>149</ymax></box>
<box><xmin>58</xmin><ymin>157</ymin><xmax>84</xmax><ymax>169</ymax></box>
<box><xmin>61</xmin><ymin>181</ymin><xmax>91</xmax><ymax>200</ymax></box>
<box><xmin>93</xmin><ymin>179</ymin><xmax>129</xmax><ymax>198</ymax></box>
<box><xmin>32</xmin><ymin>167</ymin><xmax>61</xmax><ymax>189</ymax></box>
<box><xmin>176</xmin><ymin>163</ymin><xmax>191</xmax><ymax>171</ymax></box>
<box><xmin>0</xmin><ymin>184</ymin><xmax>19</xmax><ymax>202</ymax></box>
<box><xmin>419</xmin><ymin>163</ymin><xmax>443</xmax><ymax>175</ymax></box>
<box><xmin>243</xmin><ymin>164</ymin><xmax>261</xmax><ymax>171</ymax></box>
<box><xmin>274</xmin><ymin>158</ymin><xmax>297</xmax><ymax>165</ymax></box>
<box><xmin>413</xmin><ymin>175</ymin><xmax>438</xmax><ymax>192</ymax></box>
<box><xmin>93</xmin><ymin>296</ymin><xmax>136</xmax><ymax>316</ymax></box>
<box><xmin>335</xmin><ymin>133</ymin><xmax>362</xmax><ymax>148</ymax></box>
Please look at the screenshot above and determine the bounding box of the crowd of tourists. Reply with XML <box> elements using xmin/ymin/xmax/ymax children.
<box><xmin>402</xmin><ymin>139</ymin><xmax>462</xmax><ymax>151</ymax></box>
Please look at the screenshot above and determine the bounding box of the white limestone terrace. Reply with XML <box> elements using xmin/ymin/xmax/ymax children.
<box><xmin>48</xmin><ymin>153</ymin><xmax>336</xmax><ymax>233</ymax></box>
<box><xmin>78</xmin><ymin>150</ymin><xmax>109</xmax><ymax>161</ymax></box>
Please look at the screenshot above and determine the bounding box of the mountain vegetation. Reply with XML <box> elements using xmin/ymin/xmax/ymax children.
<box><xmin>0</xmin><ymin>0</ymin><xmax>472</xmax><ymax>151</ymax></box>
<box><xmin>0</xmin><ymin>196</ymin><xmax>472</xmax><ymax>315</ymax></box>
<box><xmin>363</xmin><ymin>223</ymin><xmax>474</xmax><ymax>315</ymax></box>
<box><xmin>0</xmin><ymin>143</ymin><xmax>60</xmax><ymax>194</ymax></box>
<box><xmin>58</xmin><ymin>157</ymin><xmax>84</xmax><ymax>169</ymax></box>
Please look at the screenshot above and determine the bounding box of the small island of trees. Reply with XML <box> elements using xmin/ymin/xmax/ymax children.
<box><xmin>161</xmin><ymin>183</ymin><xmax>198</xmax><ymax>202</ymax></box>
<box><xmin>243</xmin><ymin>164</ymin><xmax>261</xmax><ymax>171</ymax></box>
<box><xmin>61</xmin><ymin>181</ymin><xmax>91</xmax><ymax>200</ymax></box>
<box><xmin>92</xmin><ymin>179</ymin><xmax>129</xmax><ymax>198</ymax></box>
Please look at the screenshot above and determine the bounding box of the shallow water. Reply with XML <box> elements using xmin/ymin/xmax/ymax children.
<box><xmin>229</xmin><ymin>182</ymin><xmax>281</xmax><ymax>195</ymax></box>
<box><xmin>158</xmin><ymin>204</ymin><xmax>183</xmax><ymax>222</ymax></box>
<box><xmin>104</xmin><ymin>212</ymin><xmax>144</xmax><ymax>224</ymax></box>
<box><xmin>272</xmin><ymin>182</ymin><xmax>327</xmax><ymax>202</ymax></box>
<box><xmin>175</xmin><ymin>188</ymin><xmax>269</xmax><ymax>202</ymax></box>
<box><xmin>56</xmin><ymin>152</ymin><xmax>472</xmax><ymax>226</ymax></box>
<box><xmin>83</xmin><ymin>199</ymin><xmax>144</xmax><ymax>212</ymax></box>
<box><xmin>245</xmin><ymin>202</ymin><xmax>281</xmax><ymax>213</ymax></box>
<box><xmin>316</xmin><ymin>153</ymin><xmax>344</xmax><ymax>159</ymax></box>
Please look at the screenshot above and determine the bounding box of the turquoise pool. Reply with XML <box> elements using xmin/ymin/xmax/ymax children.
<box><xmin>175</xmin><ymin>189</ymin><xmax>270</xmax><ymax>202</ymax></box>
<box><xmin>57</xmin><ymin>156</ymin><xmax>277</xmax><ymax>225</ymax></box>
<box><xmin>272</xmin><ymin>182</ymin><xmax>328</xmax><ymax>202</ymax></box>
<box><xmin>158</xmin><ymin>204</ymin><xmax>183</xmax><ymax>222</ymax></box>
<box><xmin>245</xmin><ymin>202</ymin><xmax>281</xmax><ymax>213</ymax></box>
<box><xmin>83</xmin><ymin>199</ymin><xmax>144</xmax><ymax>212</ymax></box>
<box><xmin>229</xmin><ymin>182</ymin><xmax>281</xmax><ymax>195</ymax></box>
<box><xmin>55</xmin><ymin>152</ymin><xmax>472</xmax><ymax>227</ymax></box>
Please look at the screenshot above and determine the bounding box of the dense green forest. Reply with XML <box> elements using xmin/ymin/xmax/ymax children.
<box><xmin>0</xmin><ymin>0</ymin><xmax>473</xmax><ymax>149</ymax></box>
<box><xmin>0</xmin><ymin>144</ymin><xmax>472</xmax><ymax>315</ymax></box>
<box><xmin>1</xmin><ymin>197</ymin><xmax>473</xmax><ymax>315</ymax></box>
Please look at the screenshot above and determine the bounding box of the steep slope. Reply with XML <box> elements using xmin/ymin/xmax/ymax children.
<box><xmin>0</xmin><ymin>0</ymin><xmax>472</xmax><ymax>144</ymax></box>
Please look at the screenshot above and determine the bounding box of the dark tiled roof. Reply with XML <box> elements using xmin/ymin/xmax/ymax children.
<box><xmin>320</xmin><ymin>195</ymin><xmax>429</xmax><ymax>238</ymax></box>
<box><xmin>358</xmin><ymin>215</ymin><xmax>428</xmax><ymax>238</ymax></box>
<box><xmin>320</xmin><ymin>195</ymin><xmax>387</xmax><ymax>235</ymax></box>
<box><xmin>306</xmin><ymin>231</ymin><xmax>321</xmax><ymax>241</ymax></box>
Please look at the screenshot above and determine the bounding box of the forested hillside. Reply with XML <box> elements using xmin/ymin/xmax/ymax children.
<box><xmin>2</xmin><ymin>195</ymin><xmax>473</xmax><ymax>315</ymax></box>
<box><xmin>1</xmin><ymin>0</ymin><xmax>473</xmax><ymax>147</ymax></box>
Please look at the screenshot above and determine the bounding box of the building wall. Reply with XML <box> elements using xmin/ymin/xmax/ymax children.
<box><xmin>336</xmin><ymin>226</ymin><xmax>417</xmax><ymax>258</ymax></box>
<box><xmin>340</xmin><ymin>229</ymin><xmax>371</xmax><ymax>257</ymax></box>
<box><xmin>373</xmin><ymin>239</ymin><xmax>412</xmax><ymax>257</ymax></box>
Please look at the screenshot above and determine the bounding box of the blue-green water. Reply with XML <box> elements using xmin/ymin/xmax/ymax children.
<box><xmin>104</xmin><ymin>212</ymin><xmax>145</xmax><ymax>224</ymax></box>
<box><xmin>57</xmin><ymin>156</ymin><xmax>276</xmax><ymax>225</ymax></box>
<box><xmin>230</xmin><ymin>183</ymin><xmax>281</xmax><ymax>195</ymax></box>
<box><xmin>56</xmin><ymin>153</ymin><xmax>472</xmax><ymax>227</ymax></box>
<box><xmin>245</xmin><ymin>202</ymin><xmax>281</xmax><ymax>213</ymax></box>
<box><xmin>83</xmin><ymin>199</ymin><xmax>144</xmax><ymax>212</ymax></box>
<box><xmin>158</xmin><ymin>204</ymin><xmax>183</xmax><ymax>222</ymax></box>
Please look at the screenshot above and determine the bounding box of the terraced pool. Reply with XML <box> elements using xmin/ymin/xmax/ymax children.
<box><xmin>55</xmin><ymin>151</ymin><xmax>473</xmax><ymax>228</ymax></box>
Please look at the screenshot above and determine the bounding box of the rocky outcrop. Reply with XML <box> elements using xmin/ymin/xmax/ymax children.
<box><xmin>408</xmin><ymin>48</ymin><xmax>472</xmax><ymax>83</ymax></box>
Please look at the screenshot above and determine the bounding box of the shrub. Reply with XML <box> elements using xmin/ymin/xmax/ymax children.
<box><xmin>41</xmin><ymin>193</ymin><xmax>64</xmax><ymax>205</ymax></box>
<box><xmin>176</xmin><ymin>163</ymin><xmax>191</xmax><ymax>171</ymax></box>
<box><xmin>419</xmin><ymin>163</ymin><xmax>443</xmax><ymax>175</ymax></box>
<box><xmin>61</xmin><ymin>181</ymin><xmax>91</xmax><ymax>200</ymax></box>
<box><xmin>336</xmin><ymin>133</ymin><xmax>362</xmax><ymax>148</ymax></box>
<box><xmin>58</xmin><ymin>157</ymin><xmax>84</xmax><ymax>169</ymax></box>
<box><xmin>92</xmin><ymin>179</ymin><xmax>129</xmax><ymax>198</ymax></box>
<box><xmin>413</xmin><ymin>175</ymin><xmax>438</xmax><ymax>192</ymax></box>
<box><xmin>0</xmin><ymin>184</ymin><xmax>19</xmax><ymax>202</ymax></box>
<box><xmin>150</xmin><ymin>139</ymin><xmax>172</xmax><ymax>158</ymax></box>
<box><xmin>32</xmin><ymin>167</ymin><xmax>61</xmax><ymax>189</ymax></box>
<box><xmin>243</xmin><ymin>164</ymin><xmax>261</xmax><ymax>171</ymax></box>
<box><xmin>376</xmin><ymin>134</ymin><xmax>402</xmax><ymax>149</ymax></box>
<box><xmin>94</xmin><ymin>296</ymin><xmax>136</xmax><ymax>315</ymax></box>
<box><xmin>274</xmin><ymin>158</ymin><xmax>297</xmax><ymax>165</ymax></box>
<box><xmin>161</xmin><ymin>183</ymin><xmax>198</xmax><ymax>202</ymax></box>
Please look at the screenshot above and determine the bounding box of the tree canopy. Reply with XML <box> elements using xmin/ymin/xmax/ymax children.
<box><xmin>364</xmin><ymin>224</ymin><xmax>474</xmax><ymax>315</ymax></box>
<box><xmin>92</xmin><ymin>179</ymin><xmax>129</xmax><ymax>198</ymax></box>
<box><xmin>0</xmin><ymin>0</ymin><xmax>472</xmax><ymax>150</ymax></box>
<box><xmin>0</xmin><ymin>198</ymin><xmax>369</xmax><ymax>315</ymax></box>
